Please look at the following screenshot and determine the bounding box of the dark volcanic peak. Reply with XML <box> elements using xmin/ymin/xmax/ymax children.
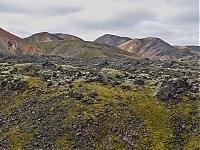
<box><xmin>94</xmin><ymin>34</ymin><xmax>132</xmax><ymax>47</ymax></box>
<box><xmin>0</xmin><ymin>28</ymin><xmax>44</xmax><ymax>55</ymax></box>
<box><xmin>119</xmin><ymin>37</ymin><xmax>199</xmax><ymax>60</ymax></box>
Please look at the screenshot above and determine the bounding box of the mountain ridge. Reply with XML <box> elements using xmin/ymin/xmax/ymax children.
<box><xmin>0</xmin><ymin>28</ymin><xmax>199</xmax><ymax>60</ymax></box>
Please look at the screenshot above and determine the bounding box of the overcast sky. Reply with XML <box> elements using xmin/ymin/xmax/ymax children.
<box><xmin>0</xmin><ymin>0</ymin><xmax>199</xmax><ymax>45</ymax></box>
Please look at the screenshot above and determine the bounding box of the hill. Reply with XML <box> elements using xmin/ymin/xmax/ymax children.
<box><xmin>0</xmin><ymin>28</ymin><xmax>44</xmax><ymax>55</ymax></box>
<box><xmin>94</xmin><ymin>34</ymin><xmax>131</xmax><ymax>47</ymax></box>
<box><xmin>118</xmin><ymin>37</ymin><xmax>199</xmax><ymax>60</ymax></box>
<box><xmin>34</xmin><ymin>40</ymin><xmax>139</xmax><ymax>58</ymax></box>
<box><xmin>25</xmin><ymin>32</ymin><xmax>83</xmax><ymax>43</ymax></box>
<box><xmin>54</xmin><ymin>33</ymin><xmax>83</xmax><ymax>41</ymax></box>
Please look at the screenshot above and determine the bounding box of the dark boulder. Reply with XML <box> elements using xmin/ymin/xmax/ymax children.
<box><xmin>156</xmin><ymin>77</ymin><xmax>191</xmax><ymax>102</ymax></box>
<box><xmin>70</xmin><ymin>90</ymin><xmax>84</xmax><ymax>100</ymax></box>
<box><xmin>134</xmin><ymin>78</ymin><xmax>145</xmax><ymax>85</ymax></box>
<box><xmin>88</xmin><ymin>90</ymin><xmax>98</xmax><ymax>98</ymax></box>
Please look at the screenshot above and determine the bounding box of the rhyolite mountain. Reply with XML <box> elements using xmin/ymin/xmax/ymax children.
<box><xmin>94</xmin><ymin>34</ymin><xmax>199</xmax><ymax>60</ymax></box>
<box><xmin>118</xmin><ymin>37</ymin><xmax>199</xmax><ymax>60</ymax></box>
<box><xmin>34</xmin><ymin>40</ymin><xmax>139</xmax><ymax>58</ymax></box>
<box><xmin>27</xmin><ymin>32</ymin><xmax>138</xmax><ymax>58</ymax></box>
<box><xmin>0</xmin><ymin>28</ymin><xmax>44</xmax><ymax>55</ymax></box>
<box><xmin>0</xmin><ymin>28</ymin><xmax>199</xmax><ymax>60</ymax></box>
<box><xmin>0</xmin><ymin>29</ymin><xmax>136</xmax><ymax>58</ymax></box>
<box><xmin>94</xmin><ymin>34</ymin><xmax>131</xmax><ymax>47</ymax></box>
<box><xmin>25</xmin><ymin>32</ymin><xmax>83</xmax><ymax>43</ymax></box>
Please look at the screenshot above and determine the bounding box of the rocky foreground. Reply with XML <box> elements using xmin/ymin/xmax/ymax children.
<box><xmin>0</xmin><ymin>55</ymin><xmax>199</xmax><ymax>149</ymax></box>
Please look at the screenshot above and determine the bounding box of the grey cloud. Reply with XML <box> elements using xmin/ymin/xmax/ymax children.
<box><xmin>37</xmin><ymin>6</ymin><xmax>82</xmax><ymax>16</ymax></box>
<box><xmin>0</xmin><ymin>0</ymin><xmax>198</xmax><ymax>45</ymax></box>
<box><xmin>73</xmin><ymin>7</ymin><xmax>155</xmax><ymax>31</ymax></box>
<box><xmin>163</xmin><ymin>1</ymin><xmax>199</xmax><ymax>25</ymax></box>
<box><xmin>0</xmin><ymin>1</ymin><xmax>82</xmax><ymax>16</ymax></box>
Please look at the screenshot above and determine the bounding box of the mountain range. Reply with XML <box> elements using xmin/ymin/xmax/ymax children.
<box><xmin>0</xmin><ymin>27</ymin><xmax>199</xmax><ymax>60</ymax></box>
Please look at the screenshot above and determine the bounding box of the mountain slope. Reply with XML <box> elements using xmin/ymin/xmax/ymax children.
<box><xmin>34</xmin><ymin>40</ymin><xmax>139</xmax><ymax>58</ymax></box>
<box><xmin>118</xmin><ymin>37</ymin><xmax>199</xmax><ymax>60</ymax></box>
<box><xmin>94</xmin><ymin>34</ymin><xmax>131</xmax><ymax>47</ymax></box>
<box><xmin>0</xmin><ymin>28</ymin><xmax>44</xmax><ymax>55</ymax></box>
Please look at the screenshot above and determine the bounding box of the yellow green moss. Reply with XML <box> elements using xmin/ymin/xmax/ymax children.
<box><xmin>66</xmin><ymin>82</ymin><xmax>172</xmax><ymax>149</ymax></box>
<box><xmin>1</xmin><ymin>76</ymin><xmax>42</xmax><ymax>113</ymax></box>
<box><xmin>55</xmin><ymin>132</ymin><xmax>74</xmax><ymax>149</ymax></box>
<box><xmin>0</xmin><ymin>125</ymin><xmax>33</xmax><ymax>149</ymax></box>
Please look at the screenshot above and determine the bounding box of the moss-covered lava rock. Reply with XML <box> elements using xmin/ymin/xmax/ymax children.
<box><xmin>0</xmin><ymin>55</ymin><xmax>199</xmax><ymax>149</ymax></box>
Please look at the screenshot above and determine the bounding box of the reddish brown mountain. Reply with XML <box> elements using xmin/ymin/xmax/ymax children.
<box><xmin>0</xmin><ymin>28</ymin><xmax>44</xmax><ymax>55</ymax></box>
<box><xmin>25</xmin><ymin>32</ymin><xmax>83</xmax><ymax>43</ymax></box>
<box><xmin>118</xmin><ymin>37</ymin><xmax>199</xmax><ymax>60</ymax></box>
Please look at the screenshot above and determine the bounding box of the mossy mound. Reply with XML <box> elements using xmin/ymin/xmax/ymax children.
<box><xmin>0</xmin><ymin>56</ymin><xmax>199</xmax><ymax>149</ymax></box>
